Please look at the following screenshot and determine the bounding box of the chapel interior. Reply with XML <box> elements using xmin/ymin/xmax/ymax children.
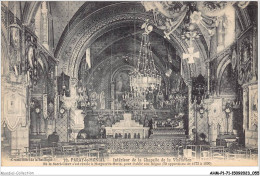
<box><xmin>1</xmin><ymin>1</ymin><xmax>258</xmax><ymax>161</ymax></box>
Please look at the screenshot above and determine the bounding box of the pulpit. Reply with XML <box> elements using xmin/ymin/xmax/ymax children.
<box><xmin>105</xmin><ymin>113</ymin><xmax>150</xmax><ymax>139</ymax></box>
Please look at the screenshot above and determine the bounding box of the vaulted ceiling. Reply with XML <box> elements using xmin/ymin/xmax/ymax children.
<box><xmin>22</xmin><ymin>1</ymin><xmax>249</xmax><ymax>80</ymax></box>
<box><xmin>49</xmin><ymin>1</ymin><xmax>85</xmax><ymax>49</ymax></box>
<box><xmin>48</xmin><ymin>1</ymin><xmax>204</xmax><ymax>80</ymax></box>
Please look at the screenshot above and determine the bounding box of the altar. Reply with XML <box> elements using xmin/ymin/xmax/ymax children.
<box><xmin>105</xmin><ymin>113</ymin><xmax>150</xmax><ymax>139</ymax></box>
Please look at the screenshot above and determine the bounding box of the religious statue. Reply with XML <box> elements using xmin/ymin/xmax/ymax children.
<box><xmin>90</xmin><ymin>92</ymin><xmax>98</xmax><ymax>109</ymax></box>
<box><xmin>105</xmin><ymin>117</ymin><xmax>112</xmax><ymax>127</ymax></box>
<box><xmin>156</xmin><ymin>91</ymin><xmax>165</xmax><ymax>108</ymax></box>
<box><xmin>146</xmin><ymin>90</ymin><xmax>155</xmax><ymax>105</ymax></box>
<box><xmin>150</xmin><ymin>117</ymin><xmax>156</xmax><ymax>129</ymax></box>
<box><xmin>115</xmin><ymin>72</ymin><xmax>130</xmax><ymax>103</ymax></box>
<box><xmin>100</xmin><ymin>125</ymin><xmax>106</xmax><ymax>139</ymax></box>
<box><xmin>144</xmin><ymin>117</ymin><xmax>149</xmax><ymax>127</ymax></box>
<box><xmin>99</xmin><ymin>91</ymin><xmax>106</xmax><ymax>109</ymax></box>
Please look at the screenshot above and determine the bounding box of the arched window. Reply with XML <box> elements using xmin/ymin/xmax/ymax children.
<box><xmin>34</xmin><ymin>1</ymin><xmax>51</xmax><ymax>50</ymax></box>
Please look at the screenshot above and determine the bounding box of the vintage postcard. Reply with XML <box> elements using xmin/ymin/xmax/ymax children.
<box><xmin>1</xmin><ymin>1</ymin><xmax>258</xmax><ymax>170</ymax></box>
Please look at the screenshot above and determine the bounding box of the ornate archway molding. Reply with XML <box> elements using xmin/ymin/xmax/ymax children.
<box><xmin>53</xmin><ymin>2</ymin><xmax>206</xmax><ymax>83</ymax></box>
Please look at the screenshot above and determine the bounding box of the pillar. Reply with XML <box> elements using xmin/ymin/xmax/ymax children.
<box><xmin>39</xmin><ymin>113</ymin><xmax>46</xmax><ymax>135</ymax></box>
<box><xmin>245</xmin><ymin>84</ymin><xmax>258</xmax><ymax>148</ymax></box>
<box><xmin>242</xmin><ymin>86</ymin><xmax>249</xmax><ymax>131</ymax></box>
<box><xmin>30</xmin><ymin>111</ymin><xmax>38</xmax><ymax>135</ymax></box>
<box><xmin>188</xmin><ymin>85</ymin><xmax>195</xmax><ymax>141</ymax></box>
<box><xmin>54</xmin><ymin>65</ymin><xmax>58</xmax><ymax>130</ymax></box>
<box><xmin>41</xmin><ymin>1</ymin><xmax>49</xmax><ymax>50</ymax></box>
<box><xmin>68</xmin><ymin>78</ymin><xmax>83</xmax><ymax>142</ymax></box>
<box><xmin>111</xmin><ymin>82</ymin><xmax>115</xmax><ymax>110</ymax></box>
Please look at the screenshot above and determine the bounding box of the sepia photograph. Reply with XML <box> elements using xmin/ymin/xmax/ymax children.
<box><xmin>0</xmin><ymin>0</ymin><xmax>259</xmax><ymax>175</ymax></box>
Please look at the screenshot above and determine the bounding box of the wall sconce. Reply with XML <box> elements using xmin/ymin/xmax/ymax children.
<box><xmin>199</xmin><ymin>106</ymin><xmax>205</xmax><ymax>114</ymax></box>
<box><xmin>223</xmin><ymin>102</ymin><xmax>233</xmax><ymax>115</ymax></box>
<box><xmin>35</xmin><ymin>107</ymin><xmax>41</xmax><ymax>114</ymax></box>
<box><xmin>165</xmin><ymin>69</ymin><xmax>172</xmax><ymax>77</ymax></box>
<box><xmin>232</xmin><ymin>99</ymin><xmax>241</xmax><ymax>109</ymax></box>
<box><xmin>197</xmin><ymin>105</ymin><xmax>207</xmax><ymax>118</ymax></box>
<box><xmin>59</xmin><ymin>107</ymin><xmax>66</xmax><ymax>115</ymax></box>
<box><xmin>223</xmin><ymin>102</ymin><xmax>233</xmax><ymax>133</ymax></box>
<box><xmin>224</xmin><ymin>107</ymin><xmax>232</xmax><ymax>114</ymax></box>
<box><xmin>62</xmin><ymin>84</ymin><xmax>66</xmax><ymax>96</ymax></box>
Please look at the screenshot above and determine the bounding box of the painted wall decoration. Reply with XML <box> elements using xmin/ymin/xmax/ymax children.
<box><xmin>237</xmin><ymin>34</ymin><xmax>253</xmax><ymax>85</ymax></box>
<box><xmin>42</xmin><ymin>94</ymin><xmax>48</xmax><ymax>119</ymax></box>
<box><xmin>115</xmin><ymin>71</ymin><xmax>130</xmax><ymax>104</ymax></box>
<box><xmin>220</xmin><ymin>64</ymin><xmax>237</xmax><ymax>95</ymax></box>
<box><xmin>249</xmin><ymin>85</ymin><xmax>258</xmax><ymax>130</ymax></box>
<box><xmin>2</xmin><ymin>89</ymin><xmax>26</xmax><ymax>131</ymax></box>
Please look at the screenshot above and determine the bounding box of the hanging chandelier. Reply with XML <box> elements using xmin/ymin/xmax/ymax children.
<box><xmin>129</xmin><ymin>22</ymin><xmax>162</xmax><ymax>96</ymax></box>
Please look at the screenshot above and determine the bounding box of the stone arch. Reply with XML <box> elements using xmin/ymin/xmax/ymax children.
<box><xmin>37</xmin><ymin>52</ymin><xmax>49</xmax><ymax>75</ymax></box>
<box><xmin>217</xmin><ymin>56</ymin><xmax>232</xmax><ymax>95</ymax></box>
<box><xmin>22</xmin><ymin>1</ymin><xmax>52</xmax><ymax>25</ymax></box>
<box><xmin>54</xmin><ymin>2</ymin><xmax>201</xmax><ymax>83</ymax></box>
<box><xmin>22</xmin><ymin>2</ymin><xmax>41</xmax><ymax>25</ymax></box>
<box><xmin>111</xmin><ymin>65</ymin><xmax>135</xmax><ymax>83</ymax></box>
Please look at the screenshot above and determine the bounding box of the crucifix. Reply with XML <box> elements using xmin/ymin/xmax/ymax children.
<box><xmin>224</xmin><ymin>105</ymin><xmax>232</xmax><ymax>134</ymax></box>
<box><xmin>182</xmin><ymin>30</ymin><xmax>200</xmax><ymax>64</ymax></box>
<box><xmin>196</xmin><ymin>84</ymin><xmax>204</xmax><ymax>95</ymax></box>
<box><xmin>183</xmin><ymin>47</ymin><xmax>200</xmax><ymax>64</ymax></box>
<box><xmin>142</xmin><ymin>99</ymin><xmax>149</xmax><ymax>109</ymax></box>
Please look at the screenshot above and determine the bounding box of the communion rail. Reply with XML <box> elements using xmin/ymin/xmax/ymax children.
<box><xmin>74</xmin><ymin>138</ymin><xmax>187</xmax><ymax>154</ymax></box>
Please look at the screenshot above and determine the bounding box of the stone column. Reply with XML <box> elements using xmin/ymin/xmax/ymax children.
<box><xmin>228</xmin><ymin>112</ymin><xmax>234</xmax><ymax>133</ymax></box>
<box><xmin>246</xmin><ymin>84</ymin><xmax>258</xmax><ymax>148</ymax></box>
<box><xmin>217</xmin><ymin>17</ymin><xmax>224</xmax><ymax>52</ymax></box>
<box><xmin>70</xmin><ymin>78</ymin><xmax>78</xmax><ymax>99</ymax></box>
<box><xmin>242</xmin><ymin>86</ymin><xmax>249</xmax><ymax>131</ymax></box>
<box><xmin>30</xmin><ymin>111</ymin><xmax>38</xmax><ymax>135</ymax></box>
<box><xmin>39</xmin><ymin>113</ymin><xmax>46</xmax><ymax>135</ymax></box>
<box><xmin>62</xmin><ymin>78</ymin><xmax>80</xmax><ymax>142</ymax></box>
<box><xmin>54</xmin><ymin>65</ymin><xmax>58</xmax><ymax>130</ymax></box>
<box><xmin>111</xmin><ymin>82</ymin><xmax>115</xmax><ymax>110</ymax></box>
<box><xmin>41</xmin><ymin>1</ymin><xmax>49</xmax><ymax>50</ymax></box>
<box><xmin>188</xmin><ymin>85</ymin><xmax>195</xmax><ymax>141</ymax></box>
<box><xmin>248</xmin><ymin>84</ymin><xmax>258</xmax><ymax>130</ymax></box>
